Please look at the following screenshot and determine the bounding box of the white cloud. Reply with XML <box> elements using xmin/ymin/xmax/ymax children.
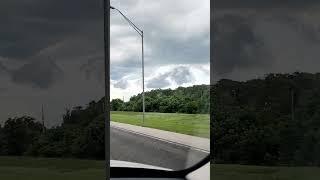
<box><xmin>110</xmin><ymin>64</ymin><xmax>210</xmax><ymax>101</ymax></box>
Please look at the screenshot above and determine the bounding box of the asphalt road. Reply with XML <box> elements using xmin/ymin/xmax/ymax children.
<box><xmin>110</xmin><ymin>127</ymin><xmax>209</xmax><ymax>170</ymax></box>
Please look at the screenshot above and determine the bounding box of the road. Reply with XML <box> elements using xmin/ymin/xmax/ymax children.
<box><xmin>110</xmin><ymin>127</ymin><xmax>209</xmax><ymax>170</ymax></box>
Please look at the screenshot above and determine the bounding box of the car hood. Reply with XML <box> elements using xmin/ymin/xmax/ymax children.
<box><xmin>110</xmin><ymin>160</ymin><xmax>172</xmax><ymax>171</ymax></box>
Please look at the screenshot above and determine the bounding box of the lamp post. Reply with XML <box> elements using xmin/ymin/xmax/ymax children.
<box><xmin>110</xmin><ymin>6</ymin><xmax>145</xmax><ymax>124</ymax></box>
<box><xmin>104</xmin><ymin>1</ymin><xmax>110</xmax><ymax>179</ymax></box>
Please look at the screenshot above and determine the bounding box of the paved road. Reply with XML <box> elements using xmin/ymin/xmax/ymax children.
<box><xmin>110</xmin><ymin>127</ymin><xmax>209</xmax><ymax>170</ymax></box>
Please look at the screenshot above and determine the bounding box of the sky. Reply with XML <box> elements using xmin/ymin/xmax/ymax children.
<box><xmin>214</xmin><ymin>0</ymin><xmax>320</xmax><ymax>81</ymax></box>
<box><xmin>109</xmin><ymin>0</ymin><xmax>210</xmax><ymax>101</ymax></box>
<box><xmin>0</xmin><ymin>0</ymin><xmax>106</xmax><ymax>126</ymax></box>
<box><xmin>0</xmin><ymin>0</ymin><xmax>210</xmax><ymax>126</ymax></box>
<box><xmin>3</xmin><ymin>0</ymin><xmax>319</xmax><ymax>126</ymax></box>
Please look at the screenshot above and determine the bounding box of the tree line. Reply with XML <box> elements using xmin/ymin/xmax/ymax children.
<box><xmin>0</xmin><ymin>84</ymin><xmax>209</xmax><ymax>159</ymax></box>
<box><xmin>111</xmin><ymin>85</ymin><xmax>210</xmax><ymax>114</ymax></box>
<box><xmin>0</xmin><ymin>100</ymin><xmax>105</xmax><ymax>159</ymax></box>
<box><xmin>213</xmin><ymin>72</ymin><xmax>320</xmax><ymax>166</ymax></box>
<box><xmin>3</xmin><ymin>72</ymin><xmax>320</xmax><ymax>166</ymax></box>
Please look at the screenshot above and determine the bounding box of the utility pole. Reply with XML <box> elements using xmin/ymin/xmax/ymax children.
<box><xmin>291</xmin><ymin>88</ymin><xmax>295</xmax><ymax>122</ymax></box>
<box><xmin>104</xmin><ymin>0</ymin><xmax>110</xmax><ymax>179</ymax></box>
<box><xmin>41</xmin><ymin>104</ymin><xmax>45</xmax><ymax>133</ymax></box>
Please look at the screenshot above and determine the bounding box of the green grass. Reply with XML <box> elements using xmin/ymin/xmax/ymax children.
<box><xmin>211</xmin><ymin>164</ymin><xmax>320</xmax><ymax>180</ymax></box>
<box><xmin>0</xmin><ymin>156</ymin><xmax>104</xmax><ymax>180</ymax></box>
<box><xmin>4</xmin><ymin>157</ymin><xmax>320</xmax><ymax>180</ymax></box>
<box><xmin>111</xmin><ymin>111</ymin><xmax>210</xmax><ymax>138</ymax></box>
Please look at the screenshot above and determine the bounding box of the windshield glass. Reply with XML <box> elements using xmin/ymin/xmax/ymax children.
<box><xmin>110</xmin><ymin>0</ymin><xmax>210</xmax><ymax>170</ymax></box>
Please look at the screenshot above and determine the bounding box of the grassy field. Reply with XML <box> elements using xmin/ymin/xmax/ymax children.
<box><xmin>0</xmin><ymin>156</ymin><xmax>104</xmax><ymax>180</ymax></box>
<box><xmin>3</xmin><ymin>156</ymin><xmax>320</xmax><ymax>180</ymax></box>
<box><xmin>212</xmin><ymin>164</ymin><xmax>320</xmax><ymax>180</ymax></box>
<box><xmin>110</xmin><ymin>111</ymin><xmax>210</xmax><ymax>138</ymax></box>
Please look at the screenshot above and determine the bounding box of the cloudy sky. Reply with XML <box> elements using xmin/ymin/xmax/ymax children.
<box><xmin>0</xmin><ymin>0</ymin><xmax>105</xmax><ymax>126</ymax></box>
<box><xmin>0</xmin><ymin>0</ymin><xmax>210</xmax><ymax>126</ymax></box>
<box><xmin>110</xmin><ymin>0</ymin><xmax>210</xmax><ymax>100</ymax></box>
<box><xmin>214</xmin><ymin>0</ymin><xmax>320</xmax><ymax>81</ymax></box>
<box><xmin>3</xmin><ymin>0</ymin><xmax>319</xmax><ymax>127</ymax></box>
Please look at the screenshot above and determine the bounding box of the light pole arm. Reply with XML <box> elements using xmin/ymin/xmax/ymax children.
<box><xmin>110</xmin><ymin>6</ymin><xmax>143</xmax><ymax>36</ymax></box>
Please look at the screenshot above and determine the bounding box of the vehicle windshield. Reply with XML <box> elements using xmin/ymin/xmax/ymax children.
<box><xmin>110</xmin><ymin>0</ymin><xmax>210</xmax><ymax>171</ymax></box>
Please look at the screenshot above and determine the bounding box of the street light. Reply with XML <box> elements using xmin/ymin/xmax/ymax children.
<box><xmin>110</xmin><ymin>6</ymin><xmax>145</xmax><ymax>124</ymax></box>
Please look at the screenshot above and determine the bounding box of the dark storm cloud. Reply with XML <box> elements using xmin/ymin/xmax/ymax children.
<box><xmin>147</xmin><ymin>66</ymin><xmax>193</xmax><ymax>88</ymax></box>
<box><xmin>214</xmin><ymin>1</ymin><xmax>320</xmax><ymax>81</ymax></box>
<box><xmin>0</xmin><ymin>0</ymin><xmax>103</xmax><ymax>87</ymax></box>
<box><xmin>277</xmin><ymin>15</ymin><xmax>320</xmax><ymax>44</ymax></box>
<box><xmin>80</xmin><ymin>56</ymin><xmax>104</xmax><ymax>82</ymax></box>
<box><xmin>0</xmin><ymin>21</ymin><xmax>74</xmax><ymax>59</ymax></box>
<box><xmin>27</xmin><ymin>0</ymin><xmax>103</xmax><ymax>21</ymax></box>
<box><xmin>213</xmin><ymin>14</ymin><xmax>272</xmax><ymax>75</ymax></box>
<box><xmin>0</xmin><ymin>0</ymin><xmax>102</xmax><ymax>58</ymax></box>
<box><xmin>0</xmin><ymin>0</ymin><xmax>102</xmax><ymax>60</ymax></box>
<box><xmin>0</xmin><ymin>61</ymin><xmax>8</xmax><ymax>74</ymax></box>
<box><xmin>0</xmin><ymin>0</ymin><xmax>104</xmax><ymax>126</ymax></box>
<box><xmin>214</xmin><ymin>0</ymin><xmax>320</xmax><ymax>9</ymax></box>
<box><xmin>11</xmin><ymin>59</ymin><xmax>64</xmax><ymax>89</ymax></box>
<box><xmin>0</xmin><ymin>0</ymin><xmax>102</xmax><ymax>22</ymax></box>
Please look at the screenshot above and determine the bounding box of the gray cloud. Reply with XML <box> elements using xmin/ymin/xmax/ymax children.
<box><xmin>1</xmin><ymin>57</ymin><xmax>64</xmax><ymax>89</ymax></box>
<box><xmin>147</xmin><ymin>66</ymin><xmax>193</xmax><ymax>88</ymax></box>
<box><xmin>0</xmin><ymin>22</ymin><xmax>72</xmax><ymax>59</ymax></box>
<box><xmin>147</xmin><ymin>75</ymin><xmax>171</xmax><ymax>89</ymax></box>
<box><xmin>0</xmin><ymin>0</ymin><xmax>103</xmax><ymax>60</ymax></box>
<box><xmin>170</xmin><ymin>66</ymin><xmax>193</xmax><ymax>85</ymax></box>
<box><xmin>214</xmin><ymin>0</ymin><xmax>320</xmax><ymax>9</ymax></box>
<box><xmin>214</xmin><ymin>6</ymin><xmax>320</xmax><ymax>81</ymax></box>
<box><xmin>80</xmin><ymin>56</ymin><xmax>104</xmax><ymax>82</ymax></box>
<box><xmin>0</xmin><ymin>61</ymin><xmax>8</xmax><ymax>74</ymax></box>
<box><xmin>0</xmin><ymin>0</ymin><xmax>104</xmax><ymax>86</ymax></box>
<box><xmin>114</xmin><ymin>79</ymin><xmax>129</xmax><ymax>89</ymax></box>
<box><xmin>0</xmin><ymin>0</ymin><xmax>105</xmax><ymax>126</ymax></box>
<box><xmin>110</xmin><ymin>60</ymin><xmax>141</xmax><ymax>81</ymax></box>
<box><xmin>0</xmin><ymin>88</ymin><xmax>6</xmax><ymax>93</ymax></box>
<box><xmin>147</xmin><ymin>35</ymin><xmax>209</xmax><ymax>66</ymax></box>
<box><xmin>110</xmin><ymin>0</ymin><xmax>210</xmax><ymax>67</ymax></box>
<box><xmin>11</xmin><ymin>59</ymin><xmax>64</xmax><ymax>89</ymax></box>
<box><xmin>213</xmin><ymin>14</ymin><xmax>272</xmax><ymax>76</ymax></box>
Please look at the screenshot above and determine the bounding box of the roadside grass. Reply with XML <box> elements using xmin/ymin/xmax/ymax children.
<box><xmin>211</xmin><ymin>164</ymin><xmax>320</xmax><ymax>180</ymax></box>
<box><xmin>0</xmin><ymin>156</ymin><xmax>104</xmax><ymax>180</ymax></box>
<box><xmin>111</xmin><ymin>111</ymin><xmax>210</xmax><ymax>138</ymax></box>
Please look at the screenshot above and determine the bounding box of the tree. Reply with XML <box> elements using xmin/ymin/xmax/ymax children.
<box><xmin>3</xmin><ymin>116</ymin><xmax>42</xmax><ymax>156</ymax></box>
<box><xmin>114</xmin><ymin>85</ymin><xmax>210</xmax><ymax>114</ymax></box>
<box><xmin>110</xmin><ymin>99</ymin><xmax>124</xmax><ymax>111</ymax></box>
<box><xmin>71</xmin><ymin>116</ymin><xmax>104</xmax><ymax>159</ymax></box>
